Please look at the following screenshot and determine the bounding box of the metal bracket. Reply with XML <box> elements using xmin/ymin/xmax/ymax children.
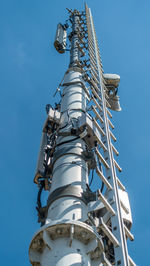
<box><xmin>47</xmin><ymin>184</ymin><xmax>96</xmax><ymax>207</ymax></box>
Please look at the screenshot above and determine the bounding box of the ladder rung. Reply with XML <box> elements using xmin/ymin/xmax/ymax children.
<box><xmin>91</xmin><ymin>66</ymin><xmax>99</xmax><ymax>79</ymax></box>
<box><xmin>99</xmin><ymin>218</ymin><xmax>119</xmax><ymax>247</ymax></box>
<box><xmin>91</xmin><ymin>96</ymin><xmax>103</xmax><ymax>112</ymax></box>
<box><xmin>91</xmin><ymin>65</ymin><xmax>98</xmax><ymax>75</ymax></box>
<box><xmin>111</xmin><ymin>144</ymin><xmax>119</xmax><ymax>156</ymax></box>
<box><xmin>102</xmin><ymin>78</ymin><xmax>107</xmax><ymax>86</ymax></box>
<box><xmin>88</xmin><ymin>41</ymin><xmax>94</xmax><ymax>49</ymax></box>
<box><xmin>120</xmin><ymin>199</ymin><xmax>129</xmax><ymax>214</ymax></box>
<box><xmin>90</xmin><ymin>55</ymin><xmax>97</xmax><ymax>66</ymax></box>
<box><xmin>98</xmin><ymin>69</ymin><xmax>103</xmax><ymax>79</ymax></box>
<box><xmin>88</xmin><ymin>47</ymin><xmax>94</xmax><ymax>54</ymax></box>
<box><xmin>117</xmin><ymin>177</ymin><xmax>125</xmax><ymax>191</ymax></box>
<box><xmin>96</xmin><ymin>167</ymin><xmax>112</xmax><ymax>190</ymax></box>
<box><xmin>96</xmin><ymin>136</ymin><xmax>107</xmax><ymax>152</ymax></box>
<box><xmin>91</xmin><ymin>87</ymin><xmax>102</xmax><ymax>102</ymax></box>
<box><xmin>98</xmin><ymin>58</ymin><xmax>103</xmax><ymax>69</ymax></box>
<box><xmin>103</xmin><ymin>84</ymin><xmax>108</xmax><ymax>92</ymax></box>
<box><xmin>128</xmin><ymin>255</ymin><xmax>136</xmax><ymax>266</ymax></box>
<box><xmin>89</xmin><ymin>52</ymin><xmax>96</xmax><ymax>62</ymax></box>
<box><xmin>88</xmin><ymin>40</ymin><xmax>94</xmax><ymax>48</ymax></box>
<box><xmin>91</xmin><ymin>78</ymin><xmax>100</xmax><ymax>92</ymax></box>
<box><xmin>91</xmin><ymin>63</ymin><xmax>99</xmax><ymax>76</ymax></box>
<box><xmin>88</xmin><ymin>37</ymin><xmax>94</xmax><ymax>43</ymax></box>
<box><xmin>101</xmin><ymin>82</ymin><xmax>106</xmax><ymax>93</ymax></box>
<box><xmin>81</xmin><ymin>84</ymin><xmax>90</xmax><ymax>99</ymax></box>
<box><xmin>99</xmin><ymin>66</ymin><xmax>104</xmax><ymax>76</ymax></box>
<box><xmin>88</xmin><ymin>39</ymin><xmax>93</xmax><ymax>45</ymax></box>
<box><xmin>93</xmin><ymin>118</ymin><xmax>105</xmax><ymax>136</ymax></box>
<box><xmin>88</xmin><ymin>33</ymin><xmax>93</xmax><ymax>40</ymax></box>
<box><xmin>109</xmin><ymin>130</ymin><xmax>116</xmax><ymax>142</ymax></box>
<box><xmin>106</xmin><ymin>108</ymin><xmax>112</xmax><ymax>118</ymax></box>
<box><xmin>98</xmin><ymin>190</ymin><xmax>115</xmax><ymax>216</ymax></box>
<box><xmin>91</xmin><ymin>72</ymin><xmax>100</xmax><ymax>86</ymax></box>
<box><xmin>95</xmin><ymin>148</ymin><xmax>110</xmax><ymax>169</ymax></box>
<box><xmin>108</xmin><ymin>118</ymin><xmax>114</xmax><ymax>129</ymax></box>
<box><xmin>88</xmin><ymin>38</ymin><xmax>93</xmax><ymax>44</ymax></box>
<box><xmin>114</xmin><ymin>159</ymin><xmax>122</xmax><ymax>172</ymax></box>
<box><xmin>90</xmin><ymin>56</ymin><xmax>97</xmax><ymax>67</ymax></box>
<box><xmin>89</xmin><ymin>51</ymin><xmax>96</xmax><ymax>62</ymax></box>
<box><xmin>105</xmin><ymin>92</ymin><xmax>109</xmax><ymax>100</ymax></box>
<box><xmin>92</xmin><ymin>105</ymin><xmax>104</xmax><ymax>123</ymax></box>
<box><xmin>124</xmin><ymin>225</ymin><xmax>134</xmax><ymax>241</ymax></box>
<box><xmin>100</xmin><ymin>67</ymin><xmax>104</xmax><ymax>76</ymax></box>
<box><xmin>106</xmin><ymin>99</ymin><xmax>111</xmax><ymax>108</ymax></box>
<box><xmin>104</xmin><ymin>85</ymin><xmax>108</xmax><ymax>94</ymax></box>
<box><xmin>91</xmin><ymin>64</ymin><xmax>99</xmax><ymax>79</ymax></box>
<box><xmin>90</xmin><ymin>60</ymin><xmax>98</xmax><ymax>71</ymax></box>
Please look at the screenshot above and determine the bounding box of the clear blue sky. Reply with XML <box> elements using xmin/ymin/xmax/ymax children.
<box><xmin>0</xmin><ymin>0</ymin><xmax>149</xmax><ymax>265</ymax></box>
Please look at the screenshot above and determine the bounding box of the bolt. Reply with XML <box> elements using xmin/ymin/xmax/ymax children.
<box><xmin>56</xmin><ymin>228</ymin><xmax>62</xmax><ymax>234</ymax></box>
<box><xmin>81</xmin><ymin>231</ymin><xmax>87</xmax><ymax>238</ymax></box>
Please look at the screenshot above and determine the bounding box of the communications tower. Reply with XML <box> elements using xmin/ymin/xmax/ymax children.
<box><xmin>29</xmin><ymin>4</ymin><xmax>136</xmax><ymax>266</ymax></box>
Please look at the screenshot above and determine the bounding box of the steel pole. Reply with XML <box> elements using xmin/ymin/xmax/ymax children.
<box><xmin>29</xmin><ymin>10</ymin><xmax>102</xmax><ymax>266</ymax></box>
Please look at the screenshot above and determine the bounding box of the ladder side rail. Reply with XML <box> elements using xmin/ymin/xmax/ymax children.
<box><xmin>87</xmin><ymin>6</ymin><xmax>130</xmax><ymax>266</ymax></box>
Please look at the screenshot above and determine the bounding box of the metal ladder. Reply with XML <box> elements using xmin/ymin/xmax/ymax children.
<box><xmin>84</xmin><ymin>4</ymin><xmax>136</xmax><ymax>266</ymax></box>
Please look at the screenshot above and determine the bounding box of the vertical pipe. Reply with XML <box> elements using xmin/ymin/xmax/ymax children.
<box><xmin>43</xmin><ymin>12</ymin><xmax>90</xmax><ymax>264</ymax></box>
<box><xmin>29</xmin><ymin>9</ymin><xmax>100</xmax><ymax>266</ymax></box>
<box><xmin>46</xmin><ymin>11</ymin><xmax>88</xmax><ymax>224</ymax></box>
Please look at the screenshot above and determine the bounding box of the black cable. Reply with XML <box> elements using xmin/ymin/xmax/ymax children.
<box><xmin>98</xmin><ymin>159</ymin><xmax>104</xmax><ymax>193</ymax></box>
<box><xmin>59</xmin><ymin>123</ymin><xmax>69</xmax><ymax>130</ymax></box>
<box><xmin>100</xmin><ymin>180</ymin><xmax>104</xmax><ymax>193</ymax></box>
<box><xmin>86</xmin><ymin>183</ymin><xmax>92</xmax><ymax>192</ymax></box>
<box><xmin>37</xmin><ymin>180</ymin><xmax>45</xmax><ymax>209</ymax></box>
<box><xmin>36</xmin><ymin>180</ymin><xmax>47</xmax><ymax>227</ymax></box>
<box><xmin>89</xmin><ymin>169</ymin><xmax>94</xmax><ymax>187</ymax></box>
<box><xmin>56</xmin><ymin>136</ymin><xmax>80</xmax><ymax>147</ymax></box>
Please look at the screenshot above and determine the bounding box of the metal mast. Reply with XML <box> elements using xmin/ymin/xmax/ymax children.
<box><xmin>29</xmin><ymin>4</ymin><xmax>136</xmax><ymax>266</ymax></box>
